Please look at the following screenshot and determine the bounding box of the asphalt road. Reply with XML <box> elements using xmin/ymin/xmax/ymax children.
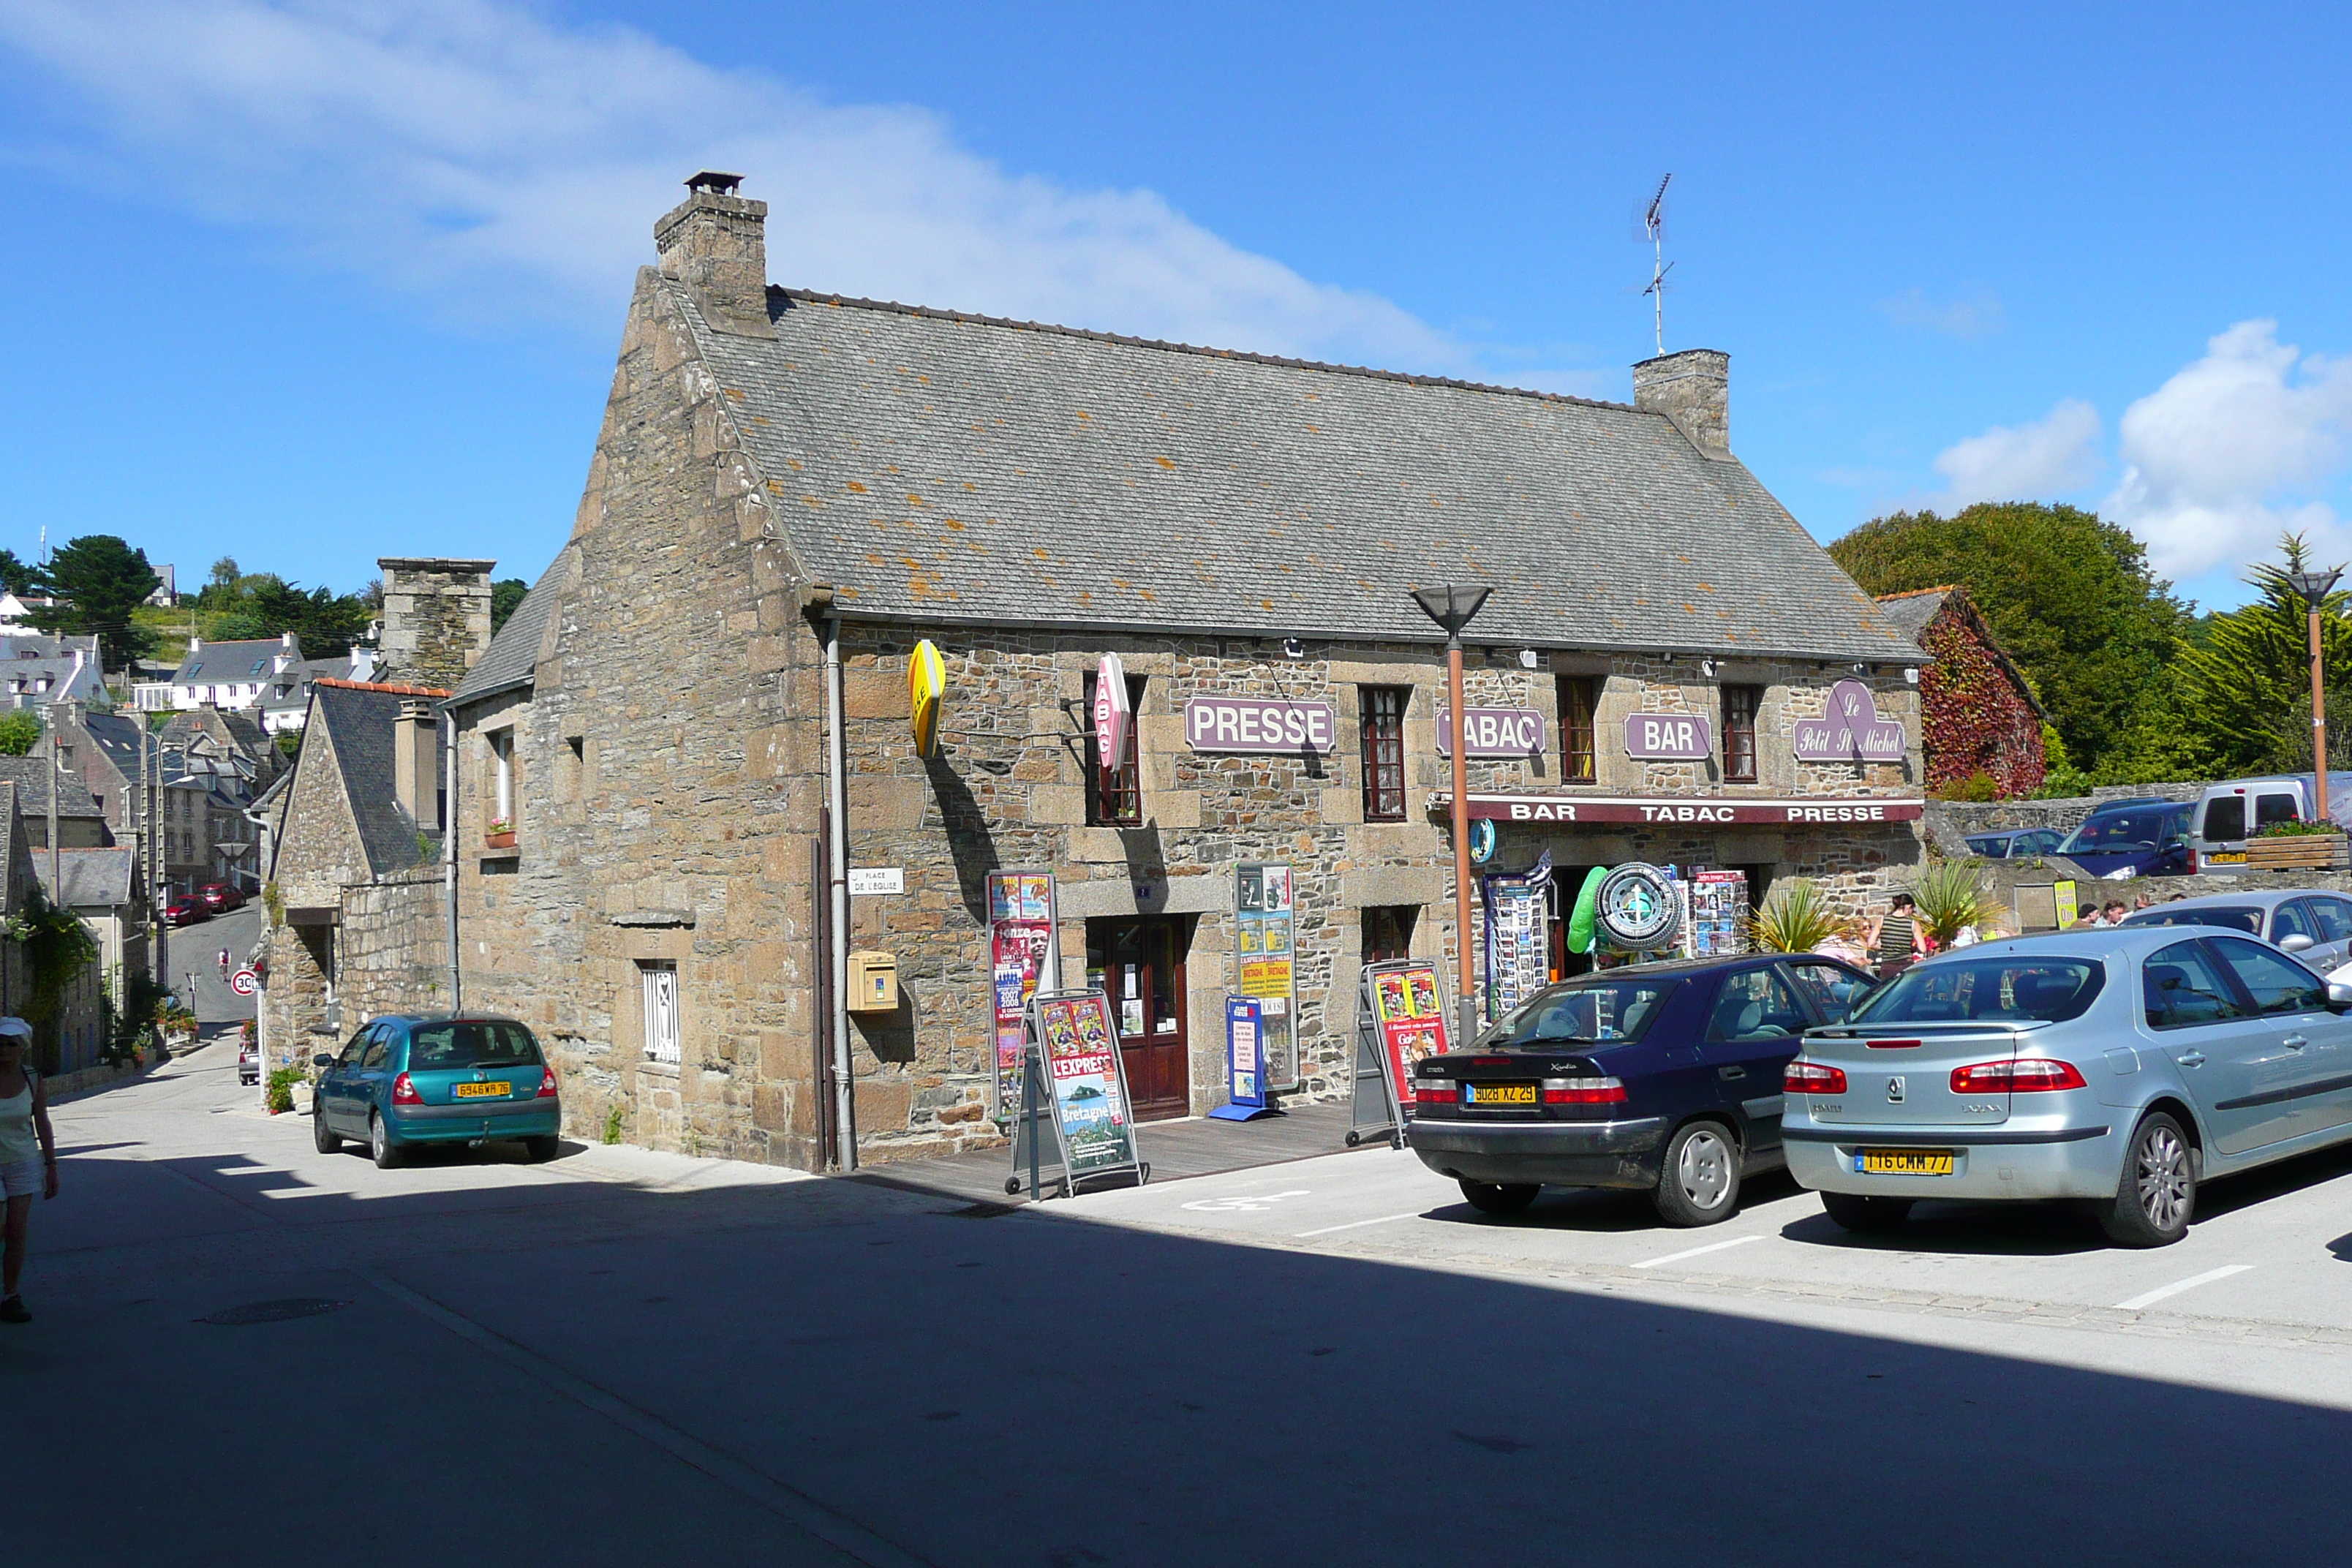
<box><xmin>163</xmin><ymin>902</ymin><xmax>265</xmax><ymax>1026</ymax></box>
<box><xmin>18</xmin><ymin>1045</ymin><xmax>2352</xmax><ymax>1567</ymax></box>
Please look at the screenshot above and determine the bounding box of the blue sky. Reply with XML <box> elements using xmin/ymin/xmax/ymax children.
<box><xmin>4</xmin><ymin>1</ymin><xmax>2350</xmax><ymax>613</ymax></box>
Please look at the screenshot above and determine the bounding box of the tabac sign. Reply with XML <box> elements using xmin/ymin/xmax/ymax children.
<box><xmin>1793</xmin><ymin>679</ymin><xmax>1907</xmax><ymax>764</ymax></box>
<box><xmin>1436</xmin><ymin>706</ymin><xmax>1547</xmax><ymax>758</ymax></box>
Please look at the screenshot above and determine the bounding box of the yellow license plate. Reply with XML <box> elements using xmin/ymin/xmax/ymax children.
<box><xmin>452</xmin><ymin>1081</ymin><xmax>509</xmax><ymax>1099</ymax></box>
<box><xmin>2206</xmin><ymin>852</ymin><xmax>2247</xmax><ymax>864</ymax></box>
<box><xmin>1466</xmin><ymin>1083</ymin><xmax>1538</xmax><ymax>1106</ymax></box>
<box><xmin>1859</xmin><ymin>1148</ymin><xmax>1953</xmax><ymax>1175</ymax></box>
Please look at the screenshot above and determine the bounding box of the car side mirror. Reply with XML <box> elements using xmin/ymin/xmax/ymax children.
<box><xmin>311</xmin><ymin>1053</ymin><xmax>333</xmax><ymax>1068</ymax></box>
<box><xmin>2280</xmin><ymin>933</ymin><xmax>2316</xmax><ymax>954</ymax></box>
<box><xmin>2161</xmin><ymin>837</ymin><xmax>2187</xmax><ymax>853</ymax></box>
<box><xmin>2330</xmin><ymin>981</ymin><xmax>2352</xmax><ymax>1011</ymax></box>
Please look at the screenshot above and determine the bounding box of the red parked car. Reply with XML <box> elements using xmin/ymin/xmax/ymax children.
<box><xmin>164</xmin><ymin>895</ymin><xmax>210</xmax><ymax>927</ymax></box>
<box><xmin>197</xmin><ymin>882</ymin><xmax>246</xmax><ymax>913</ymax></box>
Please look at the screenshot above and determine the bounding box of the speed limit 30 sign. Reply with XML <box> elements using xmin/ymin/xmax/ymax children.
<box><xmin>229</xmin><ymin>968</ymin><xmax>260</xmax><ymax>997</ymax></box>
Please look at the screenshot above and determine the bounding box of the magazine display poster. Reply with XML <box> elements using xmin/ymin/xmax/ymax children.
<box><xmin>987</xmin><ymin>870</ymin><xmax>1058</xmax><ymax>1125</ymax></box>
<box><xmin>1685</xmin><ymin>871</ymin><xmax>1751</xmax><ymax>958</ymax></box>
<box><xmin>1235</xmin><ymin>862</ymin><xmax>1299</xmax><ymax>1091</ymax></box>
<box><xmin>1480</xmin><ymin>850</ymin><xmax>1553</xmax><ymax>1022</ymax></box>
<box><xmin>1348</xmin><ymin>958</ymin><xmax>1452</xmax><ymax>1147</ymax></box>
<box><xmin>1210</xmin><ymin>996</ymin><xmax>1279</xmax><ymax>1122</ymax></box>
<box><xmin>1030</xmin><ymin>988</ymin><xmax>1146</xmax><ymax>1191</ymax></box>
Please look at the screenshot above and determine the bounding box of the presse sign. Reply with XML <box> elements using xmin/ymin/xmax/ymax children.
<box><xmin>1183</xmin><ymin>697</ymin><xmax>1335</xmax><ymax>754</ymax></box>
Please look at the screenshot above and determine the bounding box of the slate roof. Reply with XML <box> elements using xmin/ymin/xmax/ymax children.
<box><xmin>171</xmin><ymin>637</ymin><xmax>295</xmax><ymax>687</ymax></box>
<box><xmin>35</xmin><ymin>847</ymin><xmax>133</xmax><ymax>911</ymax></box>
<box><xmin>309</xmin><ymin>682</ymin><xmax>445</xmax><ymax>876</ymax></box>
<box><xmin>450</xmin><ymin>546</ymin><xmax>574</xmax><ymax>706</ymax></box>
<box><xmin>80</xmin><ymin>712</ymin><xmax>148</xmax><ymax>779</ymax></box>
<box><xmin>1874</xmin><ymin>585</ymin><xmax>2047</xmax><ymax>720</ymax></box>
<box><xmin>0</xmin><ymin>757</ymin><xmax>105</xmax><ymax>819</ymax></box>
<box><xmin>669</xmin><ymin>280</ymin><xmax>1919</xmax><ymax>663</ymax></box>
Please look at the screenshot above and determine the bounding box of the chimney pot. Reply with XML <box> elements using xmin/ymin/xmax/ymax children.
<box><xmin>656</xmin><ymin>173</ymin><xmax>772</xmax><ymax>339</ymax></box>
<box><xmin>1632</xmin><ymin>349</ymin><xmax>1732</xmax><ymax>461</ymax></box>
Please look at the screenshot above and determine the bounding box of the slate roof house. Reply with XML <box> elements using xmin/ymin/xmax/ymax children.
<box><xmin>34</xmin><ymin>846</ymin><xmax>146</xmax><ymax>1073</ymax></box>
<box><xmin>403</xmin><ymin>173</ymin><xmax>1930</xmax><ymax>1173</ymax></box>
<box><xmin>1875</xmin><ymin>587</ymin><xmax>2046</xmax><ymax>798</ymax></box>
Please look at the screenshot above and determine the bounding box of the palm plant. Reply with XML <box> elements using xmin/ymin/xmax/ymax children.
<box><xmin>1749</xmin><ymin>878</ymin><xmax>1844</xmax><ymax>953</ymax></box>
<box><xmin>1908</xmin><ymin>859</ymin><xmax>1999</xmax><ymax>946</ymax></box>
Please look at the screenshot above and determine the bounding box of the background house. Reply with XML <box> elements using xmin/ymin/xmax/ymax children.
<box><xmin>1876</xmin><ymin>586</ymin><xmax>2047</xmax><ymax>797</ymax></box>
<box><xmin>34</xmin><ymin>845</ymin><xmax>146</xmax><ymax>1073</ymax></box>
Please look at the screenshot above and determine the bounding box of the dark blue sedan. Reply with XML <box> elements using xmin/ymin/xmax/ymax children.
<box><xmin>1408</xmin><ymin>952</ymin><xmax>1877</xmax><ymax>1225</ymax></box>
<box><xmin>2054</xmin><ymin>799</ymin><xmax>2194</xmax><ymax>879</ymax></box>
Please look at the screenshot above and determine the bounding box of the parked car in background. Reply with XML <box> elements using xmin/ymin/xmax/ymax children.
<box><xmin>1782</xmin><ymin>927</ymin><xmax>2352</xmax><ymax>1246</ymax></box>
<box><xmin>2119</xmin><ymin>890</ymin><xmax>2352</xmax><ymax>973</ymax></box>
<box><xmin>1408</xmin><ymin>952</ymin><xmax>1878</xmax><ymax>1226</ymax></box>
<box><xmin>163</xmin><ymin>895</ymin><xmax>209</xmax><ymax>927</ymax></box>
<box><xmin>2187</xmin><ymin>774</ymin><xmax>2352</xmax><ymax>869</ymax></box>
<box><xmin>1966</xmin><ymin>829</ymin><xmax>2066</xmax><ymax>860</ymax></box>
<box><xmin>2054</xmin><ymin>800</ymin><xmax>2194</xmax><ymax>879</ymax></box>
<box><xmin>197</xmin><ymin>881</ymin><xmax>246</xmax><ymax>913</ymax></box>
<box><xmin>312</xmin><ymin>1014</ymin><xmax>562</xmax><ymax>1168</ymax></box>
<box><xmin>238</xmin><ymin>1036</ymin><xmax>259</xmax><ymax>1086</ymax></box>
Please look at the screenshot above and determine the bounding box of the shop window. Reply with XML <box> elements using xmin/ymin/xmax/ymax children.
<box><xmin>1722</xmin><ymin>684</ymin><xmax>1761</xmax><ymax>783</ymax></box>
<box><xmin>1362</xmin><ymin>905</ymin><xmax>1418</xmax><ymax>965</ymax></box>
<box><xmin>1557</xmin><ymin>676</ymin><xmax>1597</xmax><ymax>783</ymax></box>
<box><xmin>640</xmin><ymin>961</ymin><xmax>680</xmax><ymax>1064</ymax></box>
<box><xmin>1083</xmin><ymin>669</ymin><xmax>1145</xmax><ymax>826</ymax></box>
<box><xmin>1360</xmin><ymin>686</ymin><xmax>1409</xmax><ymax>821</ymax></box>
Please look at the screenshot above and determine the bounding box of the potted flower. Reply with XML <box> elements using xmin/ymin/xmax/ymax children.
<box><xmin>485</xmin><ymin>817</ymin><xmax>516</xmax><ymax>850</ymax></box>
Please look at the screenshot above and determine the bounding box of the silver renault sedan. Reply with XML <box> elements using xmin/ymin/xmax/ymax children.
<box><xmin>1782</xmin><ymin>926</ymin><xmax>2352</xmax><ymax>1246</ymax></box>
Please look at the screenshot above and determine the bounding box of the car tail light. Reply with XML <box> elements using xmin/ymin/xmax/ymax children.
<box><xmin>1411</xmin><ymin>1079</ymin><xmax>1456</xmax><ymax>1106</ymax></box>
<box><xmin>1950</xmin><ymin>1058</ymin><xmax>2087</xmax><ymax>1093</ymax></box>
<box><xmin>1864</xmin><ymin>1039</ymin><xmax>1923</xmax><ymax>1051</ymax></box>
<box><xmin>1784</xmin><ymin>1060</ymin><xmax>1848</xmax><ymax>1094</ymax></box>
<box><xmin>391</xmin><ymin>1071</ymin><xmax>422</xmax><ymax>1105</ymax></box>
<box><xmin>536</xmin><ymin>1067</ymin><xmax>559</xmax><ymax>1098</ymax></box>
<box><xmin>2186</xmin><ymin>848</ymin><xmax>2199</xmax><ymax>874</ymax></box>
<box><xmin>1540</xmin><ymin>1077</ymin><xmax>1626</xmax><ymax>1104</ymax></box>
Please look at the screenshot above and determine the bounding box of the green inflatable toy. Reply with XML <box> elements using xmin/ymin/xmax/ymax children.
<box><xmin>1565</xmin><ymin>866</ymin><xmax>1608</xmax><ymax>955</ymax></box>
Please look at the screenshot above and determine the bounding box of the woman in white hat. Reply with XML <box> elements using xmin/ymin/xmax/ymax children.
<box><xmin>0</xmin><ymin>1017</ymin><xmax>56</xmax><ymax>1323</ymax></box>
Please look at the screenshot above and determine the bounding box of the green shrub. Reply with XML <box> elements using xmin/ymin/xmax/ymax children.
<box><xmin>265</xmin><ymin>1066</ymin><xmax>303</xmax><ymax>1115</ymax></box>
<box><xmin>601</xmin><ymin>1104</ymin><xmax>624</xmax><ymax>1145</ymax></box>
<box><xmin>2257</xmin><ymin>818</ymin><xmax>2343</xmax><ymax>837</ymax></box>
<box><xmin>1750</xmin><ymin>878</ymin><xmax>1847</xmax><ymax>953</ymax></box>
<box><xmin>1932</xmin><ymin>771</ymin><xmax>1999</xmax><ymax>802</ymax></box>
<box><xmin>1910</xmin><ymin>859</ymin><xmax>1999</xmax><ymax>946</ymax></box>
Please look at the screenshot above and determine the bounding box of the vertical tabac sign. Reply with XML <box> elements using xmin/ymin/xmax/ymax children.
<box><xmin>1094</xmin><ymin>653</ymin><xmax>1131</xmax><ymax>772</ymax></box>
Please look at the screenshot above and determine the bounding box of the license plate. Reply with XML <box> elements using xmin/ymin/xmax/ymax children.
<box><xmin>2207</xmin><ymin>851</ymin><xmax>2247</xmax><ymax>864</ymax></box>
<box><xmin>1857</xmin><ymin>1148</ymin><xmax>1953</xmax><ymax>1175</ymax></box>
<box><xmin>452</xmin><ymin>1082</ymin><xmax>510</xmax><ymax>1099</ymax></box>
<box><xmin>1465</xmin><ymin>1082</ymin><xmax>1538</xmax><ymax>1106</ymax></box>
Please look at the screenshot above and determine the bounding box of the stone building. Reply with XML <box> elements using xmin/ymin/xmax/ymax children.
<box><xmin>434</xmin><ymin>173</ymin><xmax>1929</xmax><ymax>1172</ymax></box>
<box><xmin>1876</xmin><ymin>587</ymin><xmax>2046</xmax><ymax>797</ymax></box>
<box><xmin>0</xmin><ymin>757</ymin><xmax>110</xmax><ymax>851</ymax></box>
<box><xmin>376</xmin><ymin>559</ymin><xmax>494</xmax><ymax>690</ymax></box>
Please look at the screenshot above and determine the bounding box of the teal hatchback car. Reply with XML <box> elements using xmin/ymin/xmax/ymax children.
<box><xmin>312</xmin><ymin>1015</ymin><xmax>562</xmax><ymax>1169</ymax></box>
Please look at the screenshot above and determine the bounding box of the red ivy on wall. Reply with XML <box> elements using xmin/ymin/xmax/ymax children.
<box><xmin>1918</xmin><ymin>610</ymin><xmax>2046</xmax><ymax>796</ymax></box>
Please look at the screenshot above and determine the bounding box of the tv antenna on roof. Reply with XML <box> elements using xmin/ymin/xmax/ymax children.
<box><xmin>1640</xmin><ymin>173</ymin><xmax>1673</xmax><ymax>357</ymax></box>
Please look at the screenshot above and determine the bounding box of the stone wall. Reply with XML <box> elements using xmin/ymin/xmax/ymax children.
<box><xmin>1935</xmin><ymin>783</ymin><xmax>2211</xmax><ymax>837</ymax></box>
<box><xmin>378</xmin><ymin>558</ymin><xmax>496</xmax><ymax>690</ymax></box>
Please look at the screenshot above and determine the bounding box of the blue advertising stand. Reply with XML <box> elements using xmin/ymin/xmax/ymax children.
<box><xmin>1210</xmin><ymin>995</ymin><xmax>1281</xmax><ymax>1121</ymax></box>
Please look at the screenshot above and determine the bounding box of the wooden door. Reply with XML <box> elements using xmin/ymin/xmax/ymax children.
<box><xmin>1089</xmin><ymin>917</ymin><xmax>1191</xmax><ymax>1120</ymax></box>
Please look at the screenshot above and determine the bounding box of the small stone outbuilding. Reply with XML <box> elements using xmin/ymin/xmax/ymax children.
<box><xmin>1875</xmin><ymin>587</ymin><xmax>2046</xmax><ymax>798</ymax></box>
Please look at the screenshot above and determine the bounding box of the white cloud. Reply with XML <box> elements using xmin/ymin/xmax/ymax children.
<box><xmin>2103</xmin><ymin>320</ymin><xmax>2352</xmax><ymax>579</ymax></box>
<box><xmin>1924</xmin><ymin>399</ymin><xmax>2103</xmax><ymax>508</ymax></box>
<box><xmin>0</xmin><ymin>0</ymin><xmax>1469</xmax><ymax>372</ymax></box>
<box><xmin>1880</xmin><ymin>287</ymin><xmax>2007</xmax><ymax>339</ymax></box>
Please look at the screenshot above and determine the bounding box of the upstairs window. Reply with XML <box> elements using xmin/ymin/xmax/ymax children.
<box><xmin>1722</xmin><ymin>685</ymin><xmax>1761</xmax><ymax>783</ymax></box>
<box><xmin>1557</xmin><ymin>676</ymin><xmax>1597</xmax><ymax>783</ymax></box>
<box><xmin>1360</xmin><ymin>687</ymin><xmax>1409</xmax><ymax>821</ymax></box>
<box><xmin>1083</xmin><ymin>669</ymin><xmax>1144</xmax><ymax>826</ymax></box>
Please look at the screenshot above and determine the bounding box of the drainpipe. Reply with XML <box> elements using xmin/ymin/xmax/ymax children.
<box><xmin>443</xmin><ymin>707</ymin><xmax>460</xmax><ymax>1016</ymax></box>
<box><xmin>821</xmin><ymin>602</ymin><xmax>856</xmax><ymax>1172</ymax></box>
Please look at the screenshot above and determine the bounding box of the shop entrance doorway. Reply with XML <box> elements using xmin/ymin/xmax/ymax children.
<box><xmin>1086</xmin><ymin>916</ymin><xmax>1193</xmax><ymax>1121</ymax></box>
<box><xmin>1548</xmin><ymin>868</ymin><xmax>1602</xmax><ymax>980</ymax></box>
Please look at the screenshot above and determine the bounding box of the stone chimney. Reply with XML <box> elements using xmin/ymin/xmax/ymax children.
<box><xmin>392</xmin><ymin>698</ymin><xmax>439</xmax><ymax>832</ymax></box>
<box><xmin>655</xmin><ymin>171</ymin><xmax>772</xmax><ymax>338</ymax></box>
<box><xmin>376</xmin><ymin>557</ymin><xmax>495</xmax><ymax>690</ymax></box>
<box><xmin>1632</xmin><ymin>349</ymin><xmax>1732</xmax><ymax>461</ymax></box>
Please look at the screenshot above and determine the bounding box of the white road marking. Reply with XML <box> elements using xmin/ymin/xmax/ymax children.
<box><xmin>1631</xmin><ymin>1235</ymin><xmax>1765</xmax><ymax>1270</ymax></box>
<box><xmin>1180</xmin><ymin>1188</ymin><xmax>1313</xmax><ymax>1213</ymax></box>
<box><xmin>1295</xmin><ymin>1210</ymin><xmax>1426</xmax><ymax>1238</ymax></box>
<box><xmin>2114</xmin><ymin>1264</ymin><xmax>2253</xmax><ymax>1312</ymax></box>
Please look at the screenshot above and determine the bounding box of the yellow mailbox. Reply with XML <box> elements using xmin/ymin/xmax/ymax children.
<box><xmin>846</xmin><ymin>950</ymin><xmax>900</xmax><ymax>1013</ymax></box>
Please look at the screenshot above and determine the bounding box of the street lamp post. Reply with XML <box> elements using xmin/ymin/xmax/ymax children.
<box><xmin>1410</xmin><ymin>584</ymin><xmax>1493</xmax><ymax>1055</ymax></box>
<box><xmin>2287</xmin><ymin>565</ymin><xmax>2345</xmax><ymax>824</ymax></box>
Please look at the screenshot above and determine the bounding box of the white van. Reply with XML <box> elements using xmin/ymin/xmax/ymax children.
<box><xmin>2188</xmin><ymin>773</ymin><xmax>2352</xmax><ymax>869</ymax></box>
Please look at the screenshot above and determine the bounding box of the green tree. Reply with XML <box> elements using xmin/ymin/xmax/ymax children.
<box><xmin>31</xmin><ymin>535</ymin><xmax>161</xmax><ymax>671</ymax></box>
<box><xmin>0</xmin><ymin>711</ymin><xmax>39</xmax><ymax>755</ymax></box>
<box><xmin>1829</xmin><ymin>503</ymin><xmax>2188</xmax><ymax>772</ymax></box>
<box><xmin>2173</xmin><ymin>532</ymin><xmax>2352</xmax><ymax>777</ymax></box>
<box><xmin>0</xmin><ymin>549</ymin><xmax>31</xmax><ymax>596</ymax></box>
<box><xmin>489</xmin><ymin>577</ymin><xmax>529</xmax><ymax>634</ymax></box>
<box><xmin>208</xmin><ymin>556</ymin><xmax>241</xmax><ymax>592</ymax></box>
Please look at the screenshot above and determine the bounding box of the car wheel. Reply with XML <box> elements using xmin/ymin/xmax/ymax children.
<box><xmin>524</xmin><ymin>1135</ymin><xmax>560</xmax><ymax>1164</ymax></box>
<box><xmin>1652</xmin><ymin>1121</ymin><xmax>1741</xmax><ymax>1226</ymax></box>
<box><xmin>1820</xmin><ymin>1192</ymin><xmax>1912</xmax><ymax>1233</ymax></box>
<box><xmin>369</xmin><ymin>1113</ymin><xmax>402</xmax><ymax>1170</ymax></box>
<box><xmin>313</xmin><ymin>1108</ymin><xmax>340</xmax><ymax>1155</ymax></box>
<box><xmin>1458</xmin><ymin>1180</ymin><xmax>1539</xmax><ymax>1217</ymax></box>
<box><xmin>2101</xmin><ymin>1111</ymin><xmax>2193</xmax><ymax>1248</ymax></box>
